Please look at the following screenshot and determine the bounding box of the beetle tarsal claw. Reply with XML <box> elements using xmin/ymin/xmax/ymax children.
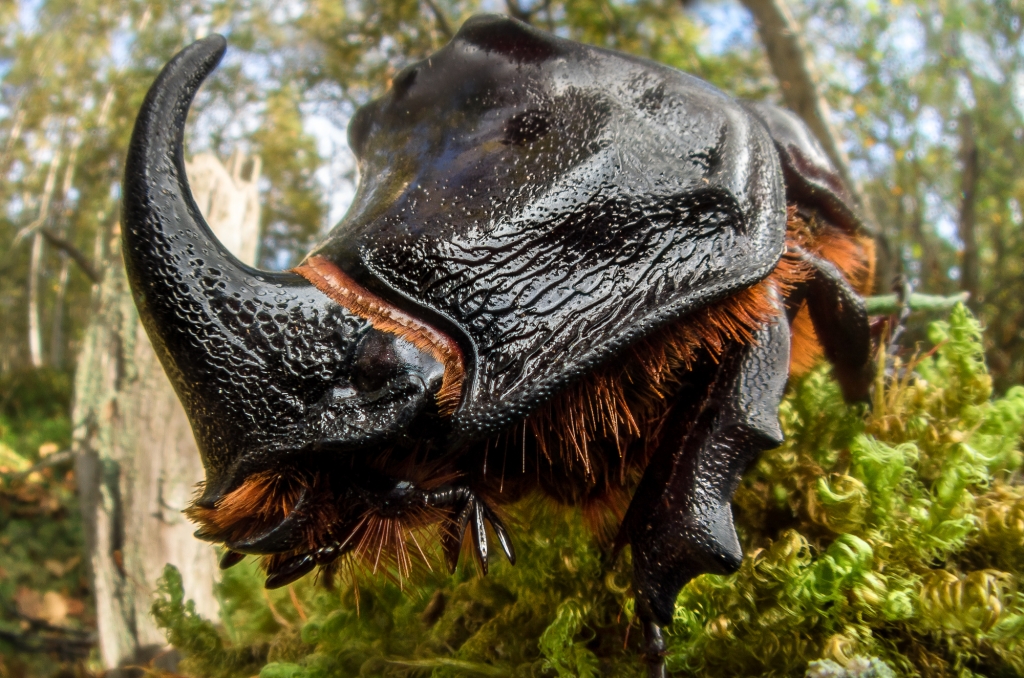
<box><xmin>471</xmin><ymin>502</ymin><xmax>489</xmax><ymax>574</ymax></box>
<box><xmin>219</xmin><ymin>550</ymin><xmax>245</xmax><ymax>570</ymax></box>
<box><xmin>438</xmin><ymin>490</ymin><xmax>515</xmax><ymax>574</ymax></box>
<box><xmin>484</xmin><ymin>504</ymin><xmax>517</xmax><ymax>566</ymax></box>
<box><xmin>265</xmin><ymin>553</ymin><xmax>316</xmax><ymax>590</ymax></box>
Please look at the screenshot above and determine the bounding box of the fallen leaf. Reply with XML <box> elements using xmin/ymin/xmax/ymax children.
<box><xmin>14</xmin><ymin>588</ymin><xmax>70</xmax><ymax>626</ymax></box>
<box><xmin>14</xmin><ymin>587</ymin><xmax>44</xmax><ymax>619</ymax></box>
<box><xmin>44</xmin><ymin>556</ymin><xmax>80</xmax><ymax>578</ymax></box>
<box><xmin>41</xmin><ymin>591</ymin><xmax>69</xmax><ymax>626</ymax></box>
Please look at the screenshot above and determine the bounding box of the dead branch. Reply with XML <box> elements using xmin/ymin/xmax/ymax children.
<box><xmin>422</xmin><ymin>0</ymin><xmax>453</xmax><ymax>39</ymax></box>
<box><xmin>958</xmin><ymin>112</ymin><xmax>980</xmax><ymax>307</ymax></box>
<box><xmin>39</xmin><ymin>228</ymin><xmax>99</xmax><ymax>283</ymax></box>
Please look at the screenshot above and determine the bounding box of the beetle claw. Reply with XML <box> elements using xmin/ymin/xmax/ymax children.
<box><xmin>440</xmin><ymin>491</ymin><xmax>515</xmax><ymax>574</ymax></box>
<box><xmin>219</xmin><ymin>550</ymin><xmax>245</xmax><ymax>570</ymax></box>
<box><xmin>265</xmin><ymin>553</ymin><xmax>316</xmax><ymax>589</ymax></box>
<box><xmin>471</xmin><ymin>501</ymin><xmax>489</xmax><ymax>574</ymax></box>
<box><xmin>482</xmin><ymin>503</ymin><xmax>516</xmax><ymax>566</ymax></box>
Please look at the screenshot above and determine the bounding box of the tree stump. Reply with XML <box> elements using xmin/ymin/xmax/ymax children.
<box><xmin>73</xmin><ymin>151</ymin><xmax>261</xmax><ymax>672</ymax></box>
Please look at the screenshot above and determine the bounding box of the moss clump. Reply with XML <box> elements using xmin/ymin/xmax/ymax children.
<box><xmin>154</xmin><ymin>305</ymin><xmax>1024</xmax><ymax>677</ymax></box>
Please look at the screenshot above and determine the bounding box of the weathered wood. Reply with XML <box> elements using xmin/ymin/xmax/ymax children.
<box><xmin>74</xmin><ymin>151</ymin><xmax>261</xmax><ymax>671</ymax></box>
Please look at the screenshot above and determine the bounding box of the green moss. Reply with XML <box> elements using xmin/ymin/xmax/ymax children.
<box><xmin>154</xmin><ymin>305</ymin><xmax>1024</xmax><ymax>677</ymax></box>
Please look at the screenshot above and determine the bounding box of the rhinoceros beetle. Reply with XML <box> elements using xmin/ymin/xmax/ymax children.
<box><xmin>122</xmin><ymin>14</ymin><xmax>875</xmax><ymax>675</ymax></box>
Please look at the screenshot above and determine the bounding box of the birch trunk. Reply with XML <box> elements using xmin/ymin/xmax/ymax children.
<box><xmin>74</xmin><ymin>152</ymin><xmax>261</xmax><ymax>672</ymax></box>
<box><xmin>27</xmin><ymin>151</ymin><xmax>62</xmax><ymax>368</ymax></box>
<box><xmin>958</xmin><ymin>113</ymin><xmax>980</xmax><ymax>308</ymax></box>
<box><xmin>27</xmin><ymin>231</ymin><xmax>46</xmax><ymax>368</ymax></box>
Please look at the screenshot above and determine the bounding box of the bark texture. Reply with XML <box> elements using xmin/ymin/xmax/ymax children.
<box><xmin>958</xmin><ymin>113</ymin><xmax>980</xmax><ymax>308</ymax></box>
<box><xmin>74</xmin><ymin>151</ymin><xmax>261</xmax><ymax>671</ymax></box>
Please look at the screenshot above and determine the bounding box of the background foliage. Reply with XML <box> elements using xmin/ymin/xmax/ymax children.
<box><xmin>1</xmin><ymin>0</ymin><xmax>1023</xmax><ymax>675</ymax></box>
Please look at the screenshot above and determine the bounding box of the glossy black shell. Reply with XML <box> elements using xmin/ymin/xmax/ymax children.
<box><xmin>313</xmin><ymin>15</ymin><xmax>787</xmax><ymax>441</ymax></box>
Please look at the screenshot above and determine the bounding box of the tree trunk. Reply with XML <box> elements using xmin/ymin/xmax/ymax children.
<box><xmin>28</xmin><ymin>231</ymin><xmax>46</xmax><ymax>368</ymax></box>
<box><xmin>739</xmin><ymin>0</ymin><xmax>854</xmax><ymax>192</ymax></box>
<box><xmin>49</xmin><ymin>256</ymin><xmax>70</xmax><ymax>369</ymax></box>
<box><xmin>74</xmin><ymin>152</ymin><xmax>261</xmax><ymax>673</ymax></box>
<box><xmin>27</xmin><ymin>151</ymin><xmax>62</xmax><ymax>368</ymax></box>
<box><xmin>958</xmin><ymin>113</ymin><xmax>980</xmax><ymax>308</ymax></box>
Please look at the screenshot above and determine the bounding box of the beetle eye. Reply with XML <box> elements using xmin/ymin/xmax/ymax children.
<box><xmin>504</xmin><ymin>109</ymin><xmax>552</xmax><ymax>146</ymax></box>
<box><xmin>350</xmin><ymin>329</ymin><xmax>446</xmax><ymax>396</ymax></box>
<box><xmin>351</xmin><ymin>330</ymin><xmax>403</xmax><ymax>393</ymax></box>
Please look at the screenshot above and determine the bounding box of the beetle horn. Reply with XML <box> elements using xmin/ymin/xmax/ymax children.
<box><xmin>122</xmin><ymin>35</ymin><xmax>303</xmax><ymax>496</ymax></box>
<box><xmin>123</xmin><ymin>36</ymin><xmax>451</xmax><ymax>506</ymax></box>
<box><xmin>122</xmin><ymin>35</ymin><xmax>251</xmax><ymax>324</ymax></box>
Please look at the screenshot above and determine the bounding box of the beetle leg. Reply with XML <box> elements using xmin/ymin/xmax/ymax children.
<box><xmin>642</xmin><ymin>620</ymin><xmax>667</xmax><ymax>678</ymax></box>
<box><xmin>789</xmin><ymin>245</ymin><xmax>874</xmax><ymax>402</ymax></box>
<box><xmin>414</xmin><ymin>486</ymin><xmax>515</xmax><ymax>573</ymax></box>
<box><xmin>619</xmin><ymin>310</ymin><xmax>790</xmax><ymax>664</ymax></box>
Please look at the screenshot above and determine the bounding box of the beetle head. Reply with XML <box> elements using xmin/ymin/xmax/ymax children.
<box><xmin>121</xmin><ymin>36</ymin><xmax>450</xmax><ymax>522</ymax></box>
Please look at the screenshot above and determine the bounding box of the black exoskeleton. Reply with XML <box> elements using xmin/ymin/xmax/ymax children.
<box><xmin>122</xmin><ymin>15</ymin><xmax>875</xmax><ymax>676</ymax></box>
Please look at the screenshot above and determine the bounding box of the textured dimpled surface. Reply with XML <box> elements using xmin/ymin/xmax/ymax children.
<box><xmin>314</xmin><ymin>15</ymin><xmax>787</xmax><ymax>440</ymax></box>
<box><xmin>122</xmin><ymin>36</ymin><xmax>374</xmax><ymax>500</ymax></box>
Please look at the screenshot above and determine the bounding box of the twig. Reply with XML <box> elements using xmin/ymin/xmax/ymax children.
<box><xmin>288</xmin><ymin>586</ymin><xmax>307</xmax><ymax>623</ymax></box>
<box><xmin>422</xmin><ymin>0</ymin><xmax>453</xmax><ymax>38</ymax></box>
<box><xmin>262</xmin><ymin>589</ymin><xmax>293</xmax><ymax>629</ymax></box>
<box><xmin>39</xmin><ymin>228</ymin><xmax>99</xmax><ymax>283</ymax></box>
<box><xmin>864</xmin><ymin>292</ymin><xmax>969</xmax><ymax>316</ymax></box>
<box><xmin>505</xmin><ymin>0</ymin><xmax>533</xmax><ymax>23</ymax></box>
<box><xmin>13</xmin><ymin>449</ymin><xmax>77</xmax><ymax>478</ymax></box>
<box><xmin>0</xmin><ymin>601</ymin><xmax>94</xmax><ymax>659</ymax></box>
<box><xmin>0</xmin><ymin>626</ymin><xmax>95</xmax><ymax>659</ymax></box>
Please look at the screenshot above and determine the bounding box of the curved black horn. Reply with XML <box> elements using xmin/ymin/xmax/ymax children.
<box><xmin>122</xmin><ymin>37</ymin><xmax>448</xmax><ymax>506</ymax></box>
<box><xmin>123</xmin><ymin>34</ymin><xmax>252</xmax><ymax>323</ymax></box>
